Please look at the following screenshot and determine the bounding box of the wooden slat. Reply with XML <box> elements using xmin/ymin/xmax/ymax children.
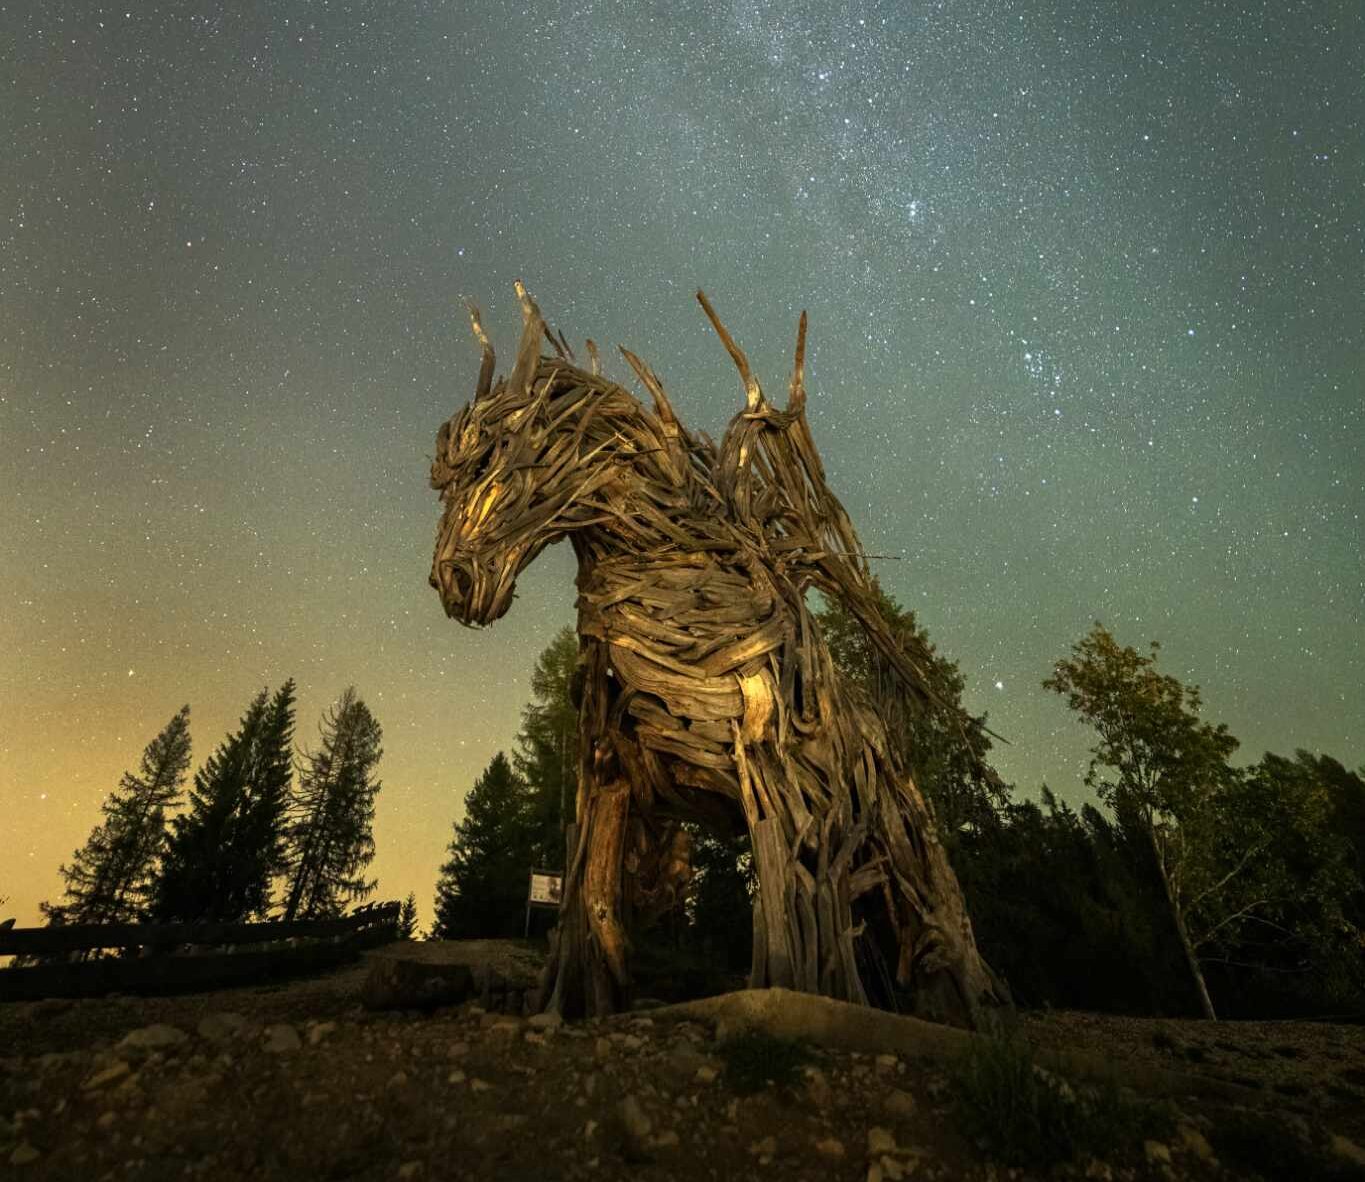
<box><xmin>0</xmin><ymin>922</ymin><xmax>396</xmax><ymax>1002</ymax></box>
<box><xmin>0</xmin><ymin>903</ymin><xmax>399</xmax><ymax>957</ymax></box>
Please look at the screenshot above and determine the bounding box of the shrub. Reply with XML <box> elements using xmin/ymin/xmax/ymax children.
<box><xmin>717</xmin><ymin>1028</ymin><xmax>814</xmax><ymax>1095</ymax></box>
<box><xmin>1208</xmin><ymin>1110</ymin><xmax>1365</xmax><ymax>1182</ymax></box>
<box><xmin>951</xmin><ymin>1035</ymin><xmax>1172</xmax><ymax>1169</ymax></box>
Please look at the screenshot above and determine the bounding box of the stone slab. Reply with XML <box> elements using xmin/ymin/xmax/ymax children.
<box><xmin>361</xmin><ymin>940</ymin><xmax>545</xmax><ymax>1012</ymax></box>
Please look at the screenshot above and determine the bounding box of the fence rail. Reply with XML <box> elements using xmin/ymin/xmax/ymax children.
<box><xmin>0</xmin><ymin>901</ymin><xmax>400</xmax><ymax>1002</ymax></box>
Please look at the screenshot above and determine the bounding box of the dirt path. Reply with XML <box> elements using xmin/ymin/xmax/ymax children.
<box><xmin>2</xmin><ymin>958</ymin><xmax>1363</xmax><ymax>1180</ymax></box>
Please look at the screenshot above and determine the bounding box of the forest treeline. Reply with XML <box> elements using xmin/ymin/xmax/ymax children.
<box><xmin>14</xmin><ymin>683</ymin><xmax>386</xmax><ymax>957</ymax></box>
<box><xmin>435</xmin><ymin>595</ymin><xmax>1365</xmax><ymax>1021</ymax></box>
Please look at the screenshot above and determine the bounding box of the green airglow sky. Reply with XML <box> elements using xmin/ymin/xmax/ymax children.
<box><xmin>3</xmin><ymin>1</ymin><xmax>1360</xmax><ymax>928</ymax></box>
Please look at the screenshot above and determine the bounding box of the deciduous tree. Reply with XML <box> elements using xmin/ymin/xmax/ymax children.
<box><xmin>1045</xmin><ymin>625</ymin><xmax>1237</xmax><ymax>1019</ymax></box>
<box><xmin>1193</xmin><ymin>751</ymin><xmax>1365</xmax><ymax>1012</ymax></box>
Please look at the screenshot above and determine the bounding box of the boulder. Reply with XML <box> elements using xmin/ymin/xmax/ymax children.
<box><xmin>262</xmin><ymin>1024</ymin><xmax>302</xmax><ymax>1054</ymax></box>
<box><xmin>361</xmin><ymin>940</ymin><xmax>543</xmax><ymax>1012</ymax></box>
<box><xmin>118</xmin><ymin>1024</ymin><xmax>188</xmax><ymax>1052</ymax></box>
<box><xmin>362</xmin><ymin>952</ymin><xmax>473</xmax><ymax>1011</ymax></box>
<box><xmin>197</xmin><ymin>1013</ymin><xmax>248</xmax><ymax>1044</ymax></box>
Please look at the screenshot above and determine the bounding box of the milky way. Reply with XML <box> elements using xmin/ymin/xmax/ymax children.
<box><xmin>4</xmin><ymin>1</ymin><xmax>1360</xmax><ymax>926</ymax></box>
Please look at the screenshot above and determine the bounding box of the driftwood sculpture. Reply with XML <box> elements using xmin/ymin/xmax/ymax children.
<box><xmin>429</xmin><ymin>284</ymin><xmax>1009</xmax><ymax>1029</ymax></box>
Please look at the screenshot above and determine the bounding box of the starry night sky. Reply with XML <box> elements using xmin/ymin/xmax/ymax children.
<box><xmin>4</xmin><ymin>1</ymin><xmax>1361</xmax><ymax>928</ymax></box>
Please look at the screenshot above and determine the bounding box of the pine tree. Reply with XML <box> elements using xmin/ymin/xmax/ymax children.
<box><xmin>817</xmin><ymin>582</ymin><xmax>1005</xmax><ymax>844</ymax></box>
<box><xmin>280</xmin><ymin>687</ymin><xmax>383</xmax><ymax>921</ymax></box>
<box><xmin>237</xmin><ymin>678</ymin><xmax>297</xmax><ymax>917</ymax></box>
<box><xmin>685</xmin><ymin>826</ymin><xmax>753</xmax><ymax>971</ymax></box>
<box><xmin>513</xmin><ymin>626</ymin><xmax>580</xmax><ymax>869</ymax></box>
<box><xmin>397</xmin><ymin>892</ymin><xmax>419</xmax><ymax>939</ymax></box>
<box><xmin>431</xmin><ymin>752</ymin><xmax>534</xmax><ymax>939</ymax></box>
<box><xmin>41</xmin><ymin>706</ymin><xmax>192</xmax><ymax>931</ymax></box>
<box><xmin>152</xmin><ymin>682</ymin><xmax>296</xmax><ymax>923</ymax></box>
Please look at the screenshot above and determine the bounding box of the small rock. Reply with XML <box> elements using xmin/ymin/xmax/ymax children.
<box><xmin>651</xmin><ymin>1130</ymin><xmax>681</xmax><ymax>1149</ymax></box>
<box><xmin>387</xmin><ymin>1071</ymin><xmax>409</xmax><ymax>1090</ymax></box>
<box><xmin>867</xmin><ymin>1127</ymin><xmax>898</xmax><ymax>1156</ymax></box>
<box><xmin>695</xmin><ymin>1065</ymin><xmax>719</xmax><ymax>1084</ymax></box>
<box><xmin>748</xmin><ymin>1135</ymin><xmax>778</xmax><ymax>1157</ymax></box>
<box><xmin>36</xmin><ymin>1051</ymin><xmax>73</xmax><ymax>1072</ymax></box>
<box><xmin>447</xmin><ymin>1041</ymin><xmax>470</xmax><ymax>1058</ymax></box>
<box><xmin>447</xmin><ymin>1069</ymin><xmax>466</xmax><ymax>1084</ymax></box>
<box><xmin>527</xmin><ymin>1011</ymin><xmax>562</xmax><ymax>1030</ymax></box>
<box><xmin>594</xmin><ymin>1037</ymin><xmax>612</xmax><ymax>1061</ymax></box>
<box><xmin>10</xmin><ymin>1143</ymin><xmax>40</xmax><ymax>1166</ymax></box>
<box><xmin>1176</xmin><ymin>1123</ymin><xmax>1216</xmax><ymax>1164</ymax></box>
<box><xmin>30</xmin><ymin>998</ymin><xmax>74</xmax><ymax>1019</ymax></box>
<box><xmin>1031</xmin><ymin>1063</ymin><xmax>1075</xmax><ymax>1101</ymax></box>
<box><xmin>83</xmin><ymin>1060</ymin><xmax>132</xmax><ymax>1091</ymax></box>
<box><xmin>803</xmin><ymin>1066</ymin><xmax>832</xmax><ymax>1106</ymax></box>
<box><xmin>96</xmin><ymin>1111</ymin><xmax>116</xmax><ymax>1131</ymax></box>
<box><xmin>397</xmin><ymin>1163</ymin><xmax>423</xmax><ymax>1179</ymax></box>
<box><xmin>1332</xmin><ymin>1135</ymin><xmax>1365</xmax><ymax>1168</ymax></box>
<box><xmin>263</xmin><ymin>1024</ymin><xmax>302</xmax><ymax>1054</ymax></box>
<box><xmin>875</xmin><ymin>1053</ymin><xmax>899</xmax><ymax>1074</ymax></box>
<box><xmin>119</xmin><ymin>1024</ymin><xmax>187</xmax><ymax>1052</ymax></box>
<box><xmin>883</xmin><ymin>1088</ymin><xmax>916</xmax><ymax>1119</ymax></box>
<box><xmin>307</xmin><ymin>1021</ymin><xmax>337</xmax><ymax>1046</ymax></box>
<box><xmin>815</xmin><ymin>1137</ymin><xmax>846</xmax><ymax>1159</ymax></box>
<box><xmin>469</xmin><ymin>1078</ymin><xmax>492</xmax><ymax>1092</ymax></box>
<box><xmin>584</xmin><ymin>1119</ymin><xmax>598</xmax><ymax>1140</ymax></box>
<box><xmin>197</xmin><ymin>1013</ymin><xmax>247</xmax><ymax>1043</ymax></box>
<box><xmin>619</xmin><ymin>1095</ymin><xmax>652</xmax><ymax>1141</ymax></box>
<box><xmin>1083</xmin><ymin>1158</ymin><xmax>1113</xmax><ymax>1181</ymax></box>
<box><xmin>1143</xmin><ymin>1141</ymin><xmax>1172</xmax><ymax>1166</ymax></box>
<box><xmin>879</xmin><ymin>1158</ymin><xmax>905</xmax><ymax>1181</ymax></box>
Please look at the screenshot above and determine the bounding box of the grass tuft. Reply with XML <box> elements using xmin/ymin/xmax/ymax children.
<box><xmin>1208</xmin><ymin>1110</ymin><xmax>1365</xmax><ymax>1181</ymax></box>
<box><xmin>716</xmin><ymin>1027</ymin><xmax>814</xmax><ymax>1095</ymax></box>
<box><xmin>951</xmin><ymin>1034</ymin><xmax>1172</xmax><ymax>1169</ymax></box>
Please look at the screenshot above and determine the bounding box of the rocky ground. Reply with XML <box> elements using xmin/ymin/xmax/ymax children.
<box><xmin>2</xmin><ymin>953</ymin><xmax>1364</xmax><ymax>1181</ymax></box>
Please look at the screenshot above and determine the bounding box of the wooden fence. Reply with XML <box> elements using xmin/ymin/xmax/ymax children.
<box><xmin>0</xmin><ymin>901</ymin><xmax>400</xmax><ymax>1002</ymax></box>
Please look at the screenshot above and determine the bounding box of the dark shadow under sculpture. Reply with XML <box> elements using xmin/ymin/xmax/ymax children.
<box><xmin>429</xmin><ymin>283</ymin><xmax>1010</xmax><ymax>1028</ymax></box>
